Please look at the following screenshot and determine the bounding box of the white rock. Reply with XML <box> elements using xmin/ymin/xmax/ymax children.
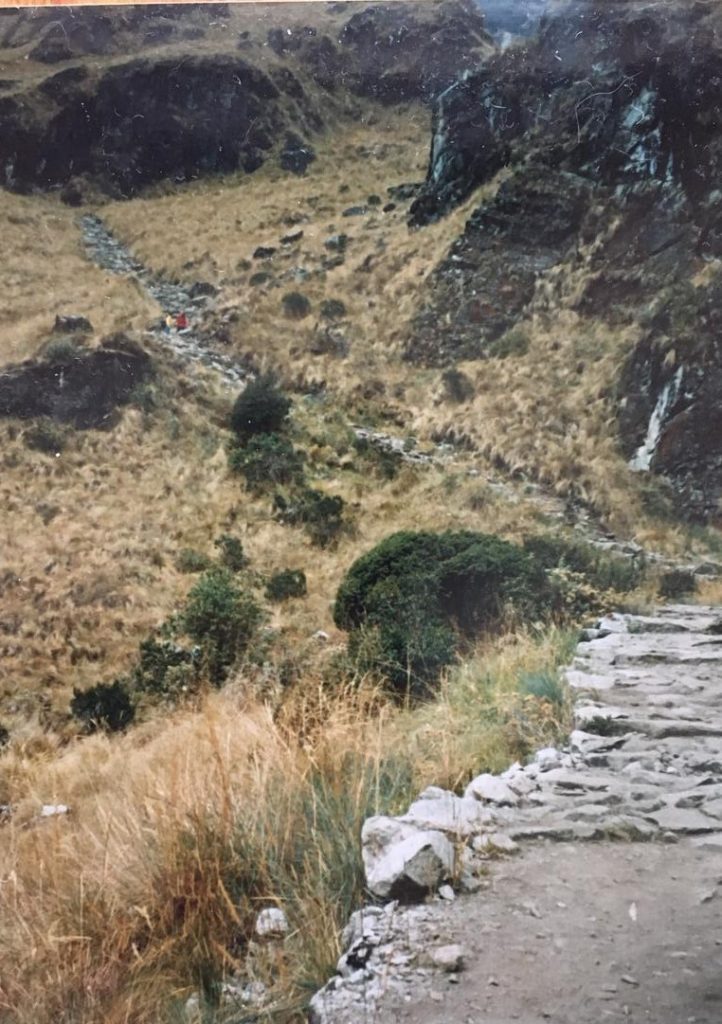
<box><xmin>402</xmin><ymin>793</ymin><xmax>494</xmax><ymax>834</ymax></box>
<box><xmin>364</xmin><ymin>826</ymin><xmax>455</xmax><ymax>901</ymax></box>
<box><xmin>472</xmin><ymin>832</ymin><xmax>519</xmax><ymax>855</ymax></box>
<box><xmin>40</xmin><ymin>804</ymin><xmax>70</xmax><ymax>818</ymax></box>
<box><xmin>438</xmin><ymin>884</ymin><xmax>455</xmax><ymax>901</ymax></box>
<box><xmin>255</xmin><ymin>907</ymin><xmax>289</xmax><ymax>938</ymax></box>
<box><xmin>464</xmin><ymin>773</ymin><xmax>519</xmax><ymax>805</ymax></box>
<box><xmin>431</xmin><ymin>944</ymin><xmax>467</xmax><ymax>972</ymax></box>
<box><xmin>535</xmin><ymin>747</ymin><xmax>563</xmax><ymax>771</ymax></box>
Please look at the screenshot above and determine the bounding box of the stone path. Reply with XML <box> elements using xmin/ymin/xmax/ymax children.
<box><xmin>310</xmin><ymin>604</ymin><xmax>722</xmax><ymax>1024</ymax></box>
<box><xmin>80</xmin><ymin>214</ymin><xmax>247</xmax><ymax>387</ymax></box>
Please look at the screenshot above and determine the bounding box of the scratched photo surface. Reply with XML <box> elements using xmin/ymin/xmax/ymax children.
<box><xmin>1</xmin><ymin>2</ymin><xmax>722</xmax><ymax>1023</ymax></box>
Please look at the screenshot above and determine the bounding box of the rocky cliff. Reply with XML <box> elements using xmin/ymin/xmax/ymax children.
<box><xmin>405</xmin><ymin>0</ymin><xmax>722</xmax><ymax>521</ymax></box>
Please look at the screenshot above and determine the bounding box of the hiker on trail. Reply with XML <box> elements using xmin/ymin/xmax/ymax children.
<box><xmin>164</xmin><ymin>313</ymin><xmax>174</xmax><ymax>333</ymax></box>
<box><xmin>175</xmin><ymin>312</ymin><xmax>189</xmax><ymax>331</ymax></box>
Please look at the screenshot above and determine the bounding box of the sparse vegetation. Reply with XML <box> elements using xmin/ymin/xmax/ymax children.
<box><xmin>175</xmin><ymin>547</ymin><xmax>213</xmax><ymax>574</ymax></box>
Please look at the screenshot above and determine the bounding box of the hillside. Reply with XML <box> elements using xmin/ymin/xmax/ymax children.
<box><xmin>0</xmin><ymin>2</ymin><xmax>720</xmax><ymax>1022</ymax></box>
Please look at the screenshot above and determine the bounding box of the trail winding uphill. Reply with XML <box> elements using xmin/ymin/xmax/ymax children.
<box><xmin>310</xmin><ymin>604</ymin><xmax>722</xmax><ymax>1024</ymax></box>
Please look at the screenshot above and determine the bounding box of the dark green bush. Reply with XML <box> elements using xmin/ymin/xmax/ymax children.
<box><xmin>214</xmin><ymin>534</ymin><xmax>248</xmax><ymax>572</ymax></box>
<box><xmin>265</xmin><ymin>569</ymin><xmax>308</xmax><ymax>602</ymax></box>
<box><xmin>229</xmin><ymin>434</ymin><xmax>305</xmax><ymax>492</ymax></box>
<box><xmin>320</xmin><ymin>298</ymin><xmax>347</xmax><ymax>320</ymax></box>
<box><xmin>70</xmin><ymin>680</ymin><xmax>135</xmax><ymax>733</ymax></box>
<box><xmin>282</xmin><ymin>291</ymin><xmax>311</xmax><ymax>319</ymax></box>
<box><xmin>175</xmin><ymin>548</ymin><xmax>213</xmax><ymax>574</ymax></box>
<box><xmin>230</xmin><ymin>374</ymin><xmax>291</xmax><ymax>440</ymax></box>
<box><xmin>133</xmin><ymin>637</ymin><xmax>198</xmax><ymax>697</ymax></box>
<box><xmin>334</xmin><ymin>530</ymin><xmax>542</xmax><ymax>695</ymax></box>
<box><xmin>658</xmin><ymin>569</ymin><xmax>697</xmax><ymax>599</ymax></box>
<box><xmin>274</xmin><ymin>488</ymin><xmax>346</xmax><ymax>547</ymax></box>
<box><xmin>441</xmin><ymin>368</ymin><xmax>474</xmax><ymax>403</ymax></box>
<box><xmin>182</xmin><ymin>569</ymin><xmax>263</xmax><ymax>683</ymax></box>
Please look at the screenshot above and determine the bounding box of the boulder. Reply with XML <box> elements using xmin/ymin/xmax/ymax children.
<box><xmin>465</xmin><ymin>773</ymin><xmax>520</xmax><ymax>806</ymax></box>
<box><xmin>362</xmin><ymin>816</ymin><xmax>454</xmax><ymax>901</ymax></box>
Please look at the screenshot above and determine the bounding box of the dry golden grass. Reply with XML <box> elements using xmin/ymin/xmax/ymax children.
<box><xmin>0</xmin><ymin>627</ymin><xmax>573</xmax><ymax>1024</ymax></box>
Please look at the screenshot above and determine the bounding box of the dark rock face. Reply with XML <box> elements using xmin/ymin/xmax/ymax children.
<box><xmin>410</xmin><ymin>169</ymin><xmax>591</xmax><ymax>364</ymax></box>
<box><xmin>404</xmin><ymin>0</ymin><xmax>722</xmax><ymax>519</ymax></box>
<box><xmin>618</xmin><ymin>278</ymin><xmax>722</xmax><ymax>523</ymax></box>
<box><xmin>0</xmin><ymin>336</ymin><xmax>152</xmax><ymax>429</ymax></box>
<box><xmin>1</xmin><ymin>55</ymin><xmax>320</xmax><ymax>197</ymax></box>
<box><xmin>336</xmin><ymin>1</ymin><xmax>494</xmax><ymax>103</ymax></box>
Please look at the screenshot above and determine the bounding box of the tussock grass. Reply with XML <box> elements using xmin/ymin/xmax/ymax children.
<box><xmin>0</xmin><ymin>628</ymin><xmax>574</xmax><ymax>1023</ymax></box>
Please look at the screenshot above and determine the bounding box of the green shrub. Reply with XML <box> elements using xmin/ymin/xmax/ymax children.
<box><xmin>441</xmin><ymin>367</ymin><xmax>474</xmax><ymax>403</ymax></box>
<box><xmin>229</xmin><ymin>434</ymin><xmax>305</xmax><ymax>492</ymax></box>
<box><xmin>320</xmin><ymin>298</ymin><xmax>347</xmax><ymax>320</ymax></box>
<box><xmin>265</xmin><ymin>568</ymin><xmax>307</xmax><ymax>602</ymax></box>
<box><xmin>282</xmin><ymin>291</ymin><xmax>311</xmax><ymax>319</ymax></box>
<box><xmin>70</xmin><ymin>680</ymin><xmax>135</xmax><ymax>733</ymax></box>
<box><xmin>182</xmin><ymin>569</ymin><xmax>263</xmax><ymax>684</ymax></box>
<box><xmin>334</xmin><ymin>531</ymin><xmax>542</xmax><ymax>695</ymax></box>
<box><xmin>133</xmin><ymin>637</ymin><xmax>199</xmax><ymax>698</ymax></box>
<box><xmin>523</xmin><ymin>535</ymin><xmax>642</xmax><ymax>594</ymax></box>
<box><xmin>44</xmin><ymin>338</ymin><xmax>84</xmax><ymax>364</ymax></box>
<box><xmin>24</xmin><ymin>419</ymin><xmax>67</xmax><ymax>454</ymax></box>
<box><xmin>658</xmin><ymin>569</ymin><xmax>697</xmax><ymax>599</ymax></box>
<box><xmin>230</xmin><ymin>374</ymin><xmax>291</xmax><ymax>440</ymax></box>
<box><xmin>175</xmin><ymin>548</ymin><xmax>213</xmax><ymax>574</ymax></box>
<box><xmin>274</xmin><ymin>488</ymin><xmax>346</xmax><ymax>547</ymax></box>
<box><xmin>214</xmin><ymin>534</ymin><xmax>248</xmax><ymax>572</ymax></box>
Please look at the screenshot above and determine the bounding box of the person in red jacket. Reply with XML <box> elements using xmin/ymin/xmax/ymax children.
<box><xmin>175</xmin><ymin>312</ymin><xmax>189</xmax><ymax>330</ymax></box>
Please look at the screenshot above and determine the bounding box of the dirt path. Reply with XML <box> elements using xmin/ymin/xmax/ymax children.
<box><xmin>310</xmin><ymin>605</ymin><xmax>722</xmax><ymax>1024</ymax></box>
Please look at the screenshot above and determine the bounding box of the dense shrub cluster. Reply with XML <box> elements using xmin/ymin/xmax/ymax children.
<box><xmin>334</xmin><ymin>530</ymin><xmax>645</xmax><ymax>696</ymax></box>
<box><xmin>214</xmin><ymin>534</ymin><xmax>247</xmax><ymax>572</ymax></box>
<box><xmin>182</xmin><ymin>568</ymin><xmax>263</xmax><ymax>683</ymax></box>
<box><xmin>334</xmin><ymin>531</ymin><xmax>542</xmax><ymax>696</ymax></box>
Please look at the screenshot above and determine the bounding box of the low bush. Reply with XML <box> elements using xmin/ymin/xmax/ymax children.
<box><xmin>352</xmin><ymin>435</ymin><xmax>402</xmax><ymax>480</ymax></box>
<box><xmin>281</xmin><ymin>291</ymin><xmax>311</xmax><ymax>320</ymax></box>
<box><xmin>24</xmin><ymin>419</ymin><xmax>67</xmax><ymax>454</ymax></box>
<box><xmin>265</xmin><ymin>569</ymin><xmax>307</xmax><ymax>602</ymax></box>
<box><xmin>441</xmin><ymin>367</ymin><xmax>474</xmax><ymax>403</ymax></box>
<box><xmin>182</xmin><ymin>569</ymin><xmax>263</xmax><ymax>684</ymax></box>
<box><xmin>230</xmin><ymin>374</ymin><xmax>291</xmax><ymax>440</ymax></box>
<box><xmin>214</xmin><ymin>534</ymin><xmax>247</xmax><ymax>572</ymax></box>
<box><xmin>519</xmin><ymin>668</ymin><xmax>566</xmax><ymax>708</ymax></box>
<box><xmin>274</xmin><ymin>488</ymin><xmax>346</xmax><ymax>547</ymax></box>
<box><xmin>175</xmin><ymin>548</ymin><xmax>213</xmax><ymax>574</ymax></box>
<box><xmin>658</xmin><ymin>569</ymin><xmax>697</xmax><ymax>599</ymax></box>
<box><xmin>44</xmin><ymin>338</ymin><xmax>84</xmax><ymax>364</ymax></box>
<box><xmin>133</xmin><ymin>638</ymin><xmax>199</xmax><ymax>698</ymax></box>
<box><xmin>320</xmin><ymin>298</ymin><xmax>347</xmax><ymax>320</ymax></box>
<box><xmin>229</xmin><ymin>434</ymin><xmax>305</xmax><ymax>492</ymax></box>
<box><xmin>334</xmin><ymin>531</ymin><xmax>543</xmax><ymax>695</ymax></box>
<box><xmin>70</xmin><ymin>680</ymin><xmax>135</xmax><ymax>733</ymax></box>
<box><xmin>523</xmin><ymin>534</ymin><xmax>642</xmax><ymax>594</ymax></box>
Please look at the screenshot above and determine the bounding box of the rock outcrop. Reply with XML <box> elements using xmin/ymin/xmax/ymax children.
<box><xmin>0</xmin><ymin>335</ymin><xmax>151</xmax><ymax>429</ymax></box>
<box><xmin>403</xmin><ymin>0</ymin><xmax>722</xmax><ymax>519</ymax></box>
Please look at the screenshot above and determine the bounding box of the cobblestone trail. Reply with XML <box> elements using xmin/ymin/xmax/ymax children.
<box><xmin>81</xmin><ymin>214</ymin><xmax>247</xmax><ymax>388</ymax></box>
<box><xmin>310</xmin><ymin>604</ymin><xmax>722</xmax><ymax>1024</ymax></box>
